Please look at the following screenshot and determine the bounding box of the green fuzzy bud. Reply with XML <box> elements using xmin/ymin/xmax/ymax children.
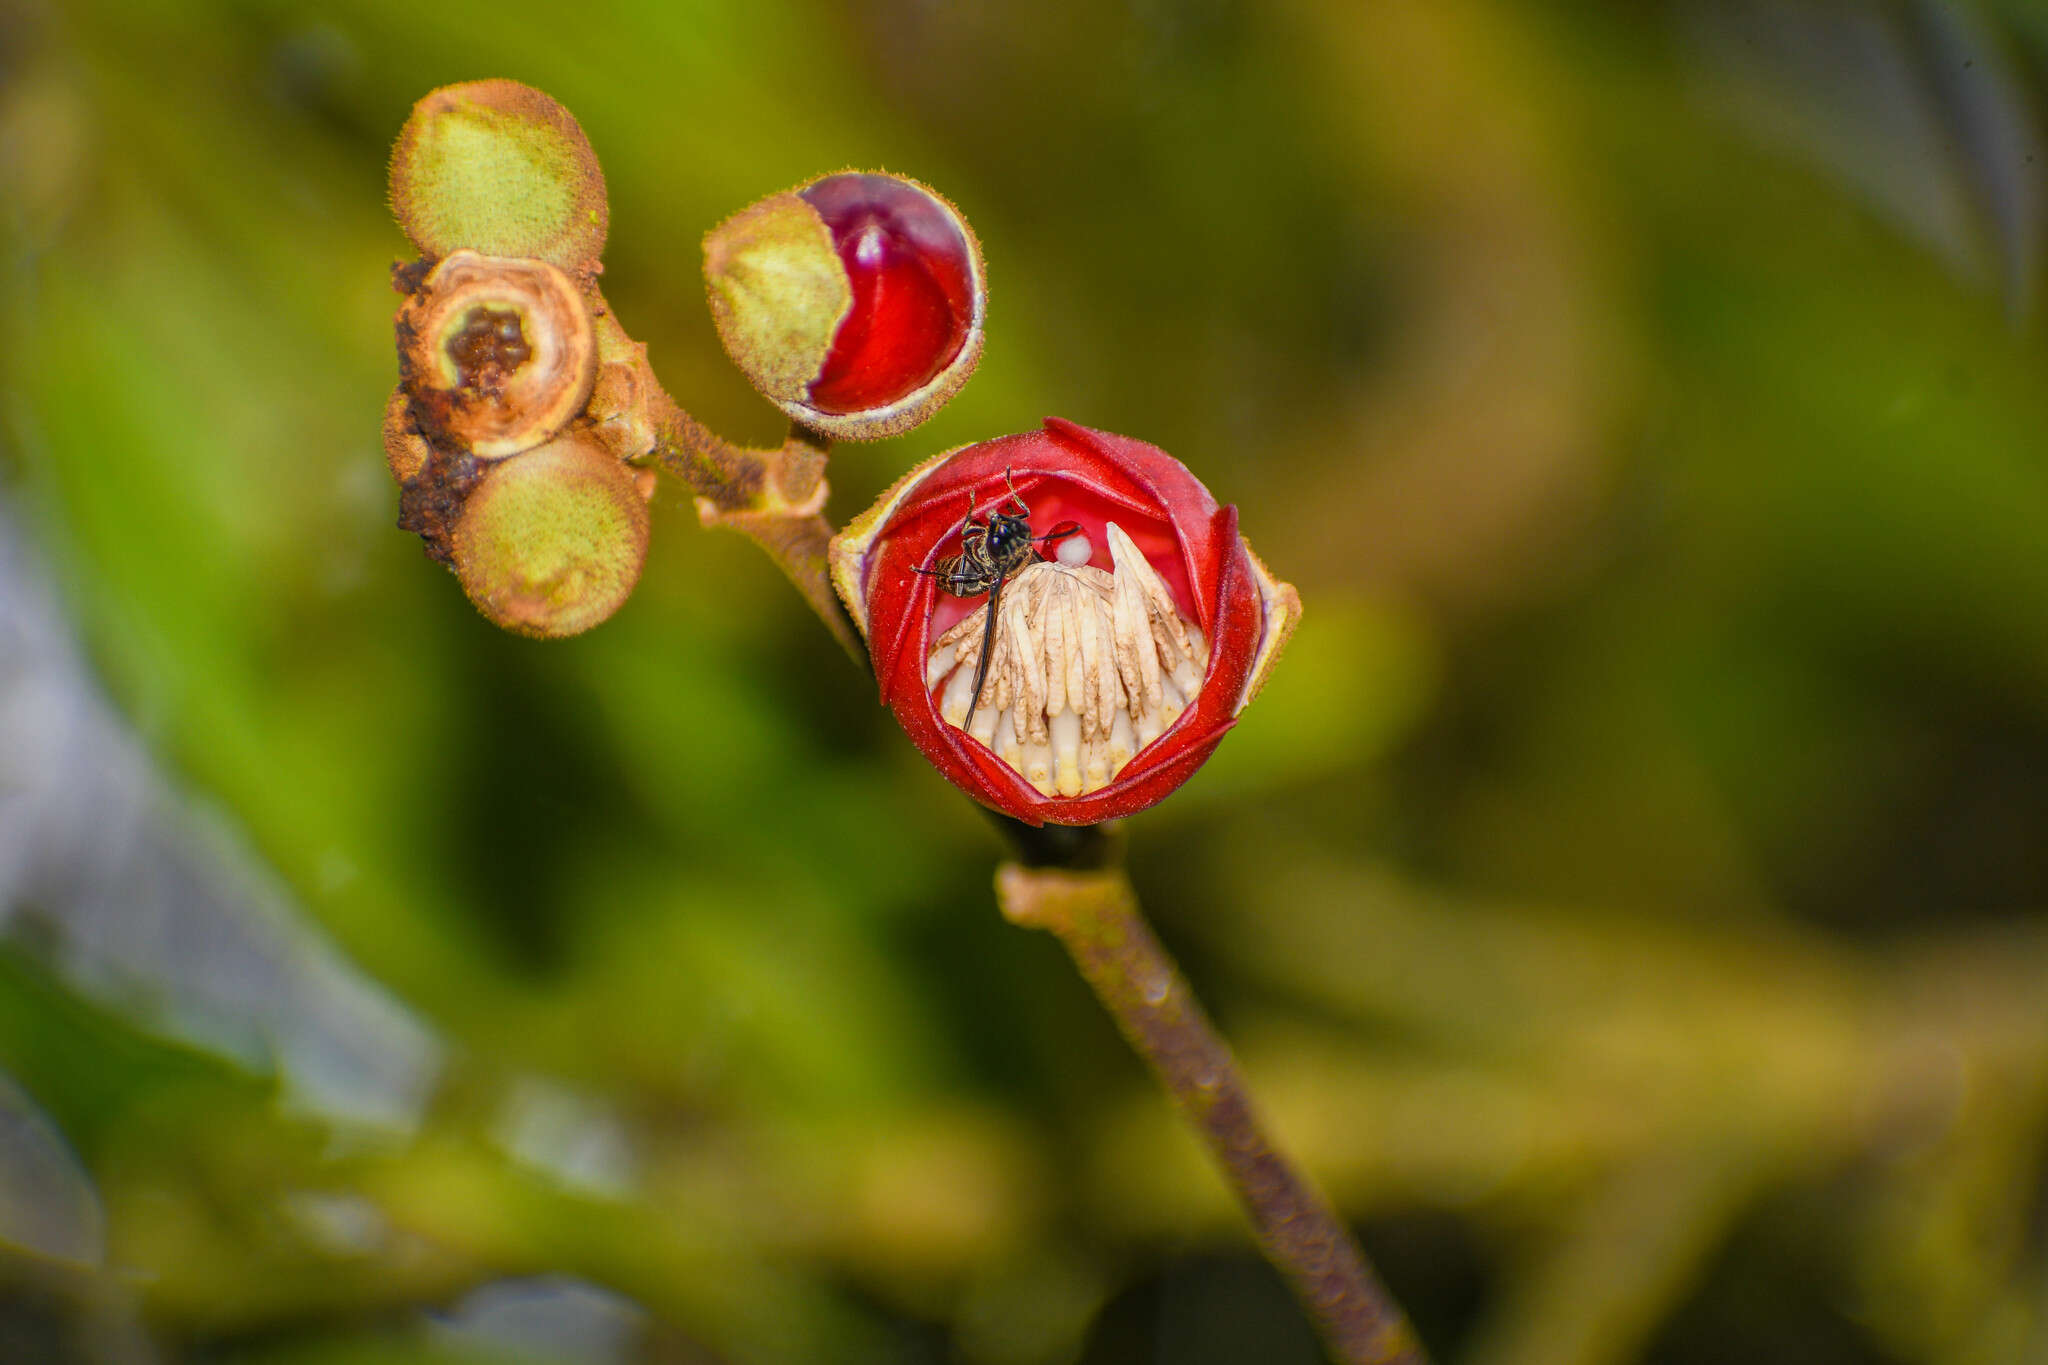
<box><xmin>702</xmin><ymin>192</ymin><xmax>850</xmax><ymax>406</ymax></box>
<box><xmin>390</xmin><ymin>80</ymin><xmax>608</xmax><ymax>272</ymax></box>
<box><xmin>451</xmin><ymin>433</ymin><xmax>649</xmax><ymax>638</ymax></box>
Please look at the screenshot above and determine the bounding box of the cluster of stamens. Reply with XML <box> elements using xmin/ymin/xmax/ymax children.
<box><xmin>925</xmin><ymin>524</ymin><xmax>1207</xmax><ymax>797</ymax></box>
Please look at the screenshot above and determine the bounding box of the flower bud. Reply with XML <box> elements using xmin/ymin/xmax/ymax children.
<box><xmin>389</xmin><ymin>79</ymin><xmax>608</xmax><ymax>273</ymax></box>
<box><xmin>831</xmin><ymin>420</ymin><xmax>1300</xmax><ymax>825</ymax></box>
<box><xmin>705</xmin><ymin>172</ymin><xmax>984</xmax><ymax>441</ymax></box>
<box><xmin>381</xmin><ymin>387</ymin><xmax>430</xmax><ymax>485</ymax></box>
<box><xmin>583</xmin><ymin>322</ymin><xmax>660</xmax><ymax>465</ymax></box>
<box><xmin>397</xmin><ymin>249</ymin><xmax>597</xmax><ymax>459</ymax></box>
<box><xmin>451</xmin><ymin>431</ymin><xmax>650</xmax><ymax>638</ymax></box>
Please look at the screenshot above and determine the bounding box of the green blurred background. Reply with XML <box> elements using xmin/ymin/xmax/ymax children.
<box><xmin>5</xmin><ymin>0</ymin><xmax>2048</xmax><ymax>1361</ymax></box>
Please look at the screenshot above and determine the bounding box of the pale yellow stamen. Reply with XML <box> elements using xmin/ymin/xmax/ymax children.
<box><xmin>925</xmin><ymin>522</ymin><xmax>1208</xmax><ymax>797</ymax></box>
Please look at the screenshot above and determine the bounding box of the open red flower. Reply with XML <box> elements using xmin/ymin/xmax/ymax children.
<box><xmin>831</xmin><ymin>419</ymin><xmax>1300</xmax><ymax>826</ymax></box>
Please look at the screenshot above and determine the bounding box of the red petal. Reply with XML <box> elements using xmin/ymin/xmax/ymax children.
<box><xmin>800</xmin><ymin>174</ymin><xmax>975</xmax><ymax>415</ymax></box>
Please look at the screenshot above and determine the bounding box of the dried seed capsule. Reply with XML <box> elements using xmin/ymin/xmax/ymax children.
<box><xmin>831</xmin><ymin>419</ymin><xmax>1300</xmax><ymax>825</ymax></box>
<box><xmin>451</xmin><ymin>431</ymin><xmax>649</xmax><ymax>638</ymax></box>
<box><xmin>704</xmin><ymin>172</ymin><xmax>984</xmax><ymax>441</ymax></box>
<box><xmin>397</xmin><ymin>250</ymin><xmax>597</xmax><ymax>459</ymax></box>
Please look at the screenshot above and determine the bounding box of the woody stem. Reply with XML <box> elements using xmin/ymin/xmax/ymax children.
<box><xmin>993</xmin><ymin>823</ymin><xmax>1429</xmax><ymax>1365</ymax></box>
<box><xmin>648</xmin><ymin>400</ymin><xmax>864</xmax><ymax>665</ymax></box>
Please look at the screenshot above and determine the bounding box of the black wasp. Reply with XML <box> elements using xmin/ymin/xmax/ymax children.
<box><xmin>918</xmin><ymin>469</ymin><xmax>1081</xmax><ymax>720</ymax></box>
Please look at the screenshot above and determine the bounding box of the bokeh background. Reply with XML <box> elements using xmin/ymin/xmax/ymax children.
<box><xmin>4</xmin><ymin>0</ymin><xmax>2048</xmax><ymax>1361</ymax></box>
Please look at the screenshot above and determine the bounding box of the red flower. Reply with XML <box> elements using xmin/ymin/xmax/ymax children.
<box><xmin>831</xmin><ymin>419</ymin><xmax>1300</xmax><ymax>826</ymax></box>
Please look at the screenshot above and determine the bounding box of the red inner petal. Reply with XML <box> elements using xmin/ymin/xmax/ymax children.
<box><xmin>801</xmin><ymin>175</ymin><xmax>973</xmax><ymax>415</ymax></box>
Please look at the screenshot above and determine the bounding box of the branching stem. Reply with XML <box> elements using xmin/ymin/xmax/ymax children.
<box><xmin>647</xmin><ymin>396</ymin><xmax>864</xmax><ymax>663</ymax></box>
<box><xmin>640</xmin><ymin>377</ymin><xmax>1425</xmax><ymax>1363</ymax></box>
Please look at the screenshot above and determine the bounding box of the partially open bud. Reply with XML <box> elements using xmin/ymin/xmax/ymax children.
<box><xmin>451</xmin><ymin>431</ymin><xmax>650</xmax><ymax>638</ymax></box>
<box><xmin>397</xmin><ymin>249</ymin><xmax>597</xmax><ymax>459</ymax></box>
<box><xmin>389</xmin><ymin>79</ymin><xmax>608</xmax><ymax>274</ymax></box>
<box><xmin>705</xmin><ymin>172</ymin><xmax>984</xmax><ymax>441</ymax></box>
<box><xmin>831</xmin><ymin>419</ymin><xmax>1300</xmax><ymax>825</ymax></box>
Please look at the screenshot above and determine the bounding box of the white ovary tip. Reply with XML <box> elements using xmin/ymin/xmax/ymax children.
<box><xmin>1022</xmin><ymin>739</ymin><xmax>1054</xmax><ymax>795</ymax></box>
<box><xmin>1109</xmin><ymin>709</ymin><xmax>1138</xmax><ymax>774</ymax></box>
<box><xmin>1055</xmin><ymin>533</ymin><xmax>1093</xmax><ymax>567</ymax></box>
<box><xmin>1051</xmin><ymin>709</ymin><xmax>1083</xmax><ymax>797</ymax></box>
<box><xmin>1083</xmin><ymin>734</ymin><xmax>1110</xmax><ymax>791</ymax></box>
<box><xmin>969</xmin><ymin>703</ymin><xmax>999</xmax><ymax>746</ymax></box>
<box><xmin>940</xmin><ymin>660</ymin><xmax>978</xmax><ymax>727</ymax></box>
<box><xmin>1135</xmin><ymin>707</ymin><xmax>1163</xmax><ymax>749</ymax></box>
<box><xmin>1158</xmin><ymin>672</ymin><xmax>1186</xmax><ymax>729</ymax></box>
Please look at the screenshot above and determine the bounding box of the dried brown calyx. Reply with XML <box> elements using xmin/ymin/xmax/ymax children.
<box><xmin>397</xmin><ymin>249</ymin><xmax>597</xmax><ymax>459</ymax></box>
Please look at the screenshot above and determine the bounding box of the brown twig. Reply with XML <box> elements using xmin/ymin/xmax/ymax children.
<box><xmin>648</xmin><ymin>401</ymin><xmax>864</xmax><ymax>664</ymax></box>
<box><xmin>995</xmin><ymin>856</ymin><xmax>1429</xmax><ymax>1365</ymax></box>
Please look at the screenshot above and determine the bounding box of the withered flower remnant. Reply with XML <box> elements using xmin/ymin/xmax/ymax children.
<box><xmin>831</xmin><ymin>420</ymin><xmax>1300</xmax><ymax>825</ymax></box>
<box><xmin>396</xmin><ymin>249</ymin><xmax>598</xmax><ymax>459</ymax></box>
<box><xmin>704</xmin><ymin>171</ymin><xmax>984</xmax><ymax>441</ymax></box>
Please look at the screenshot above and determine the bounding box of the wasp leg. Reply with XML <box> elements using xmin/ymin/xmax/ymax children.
<box><xmin>968</xmin><ymin>572</ymin><xmax>1004</xmax><ymax>719</ymax></box>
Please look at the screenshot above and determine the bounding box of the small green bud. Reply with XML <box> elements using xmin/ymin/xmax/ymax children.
<box><xmin>451</xmin><ymin>432</ymin><xmax>649</xmax><ymax>638</ymax></box>
<box><xmin>703</xmin><ymin>192</ymin><xmax>851</xmax><ymax>409</ymax></box>
<box><xmin>390</xmin><ymin>79</ymin><xmax>608</xmax><ymax>273</ymax></box>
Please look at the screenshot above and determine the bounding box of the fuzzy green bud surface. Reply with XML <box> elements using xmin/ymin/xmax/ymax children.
<box><xmin>451</xmin><ymin>432</ymin><xmax>649</xmax><ymax>638</ymax></box>
<box><xmin>390</xmin><ymin>79</ymin><xmax>608</xmax><ymax>272</ymax></box>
